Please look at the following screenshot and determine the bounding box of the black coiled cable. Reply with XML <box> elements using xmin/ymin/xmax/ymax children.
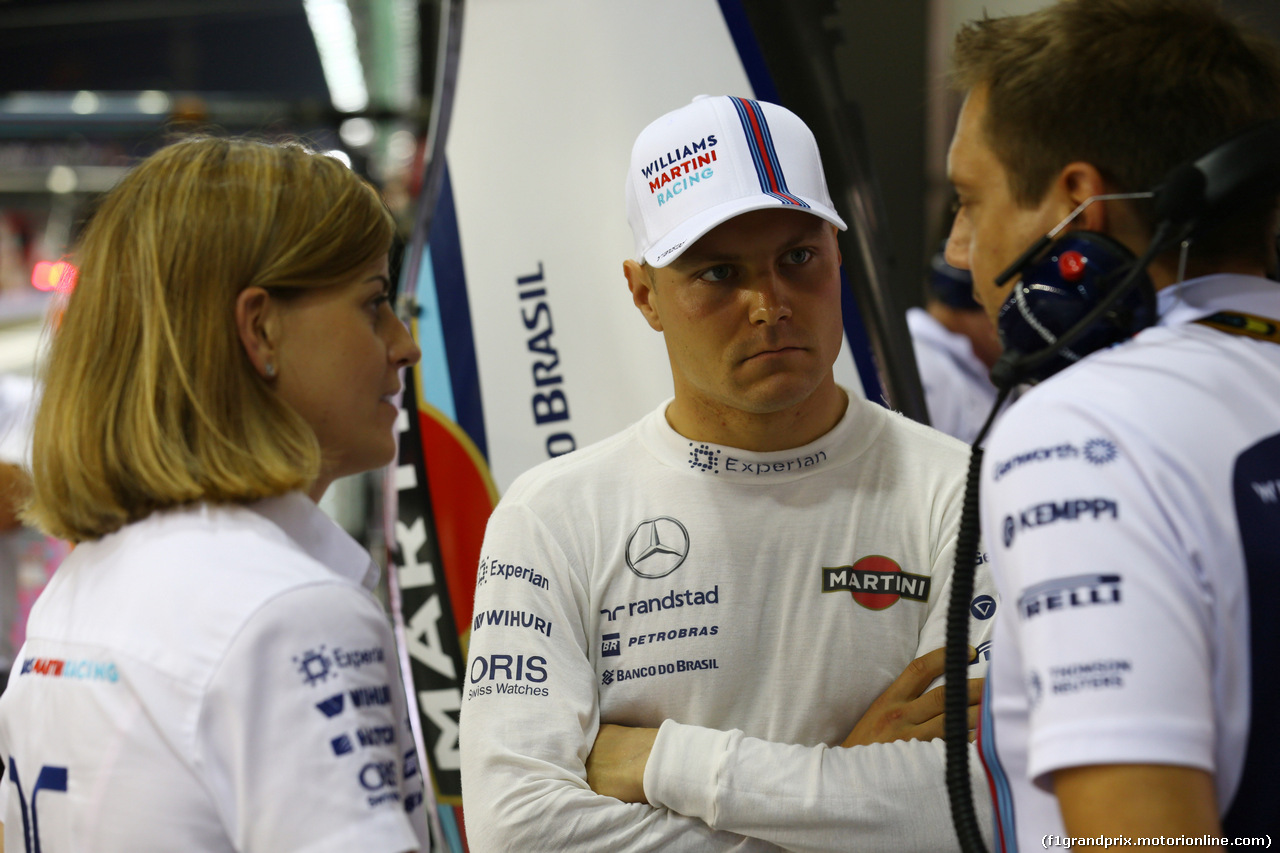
<box><xmin>944</xmin><ymin>385</ymin><xmax>1011</xmax><ymax>853</ymax></box>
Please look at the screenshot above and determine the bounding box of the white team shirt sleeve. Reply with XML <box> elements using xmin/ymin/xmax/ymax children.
<box><xmin>980</xmin><ymin>396</ymin><xmax>1217</xmax><ymax>788</ymax></box>
<box><xmin>645</xmin><ymin>724</ymin><xmax>991</xmax><ymax>853</ymax></box>
<box><xmin>641</xmin><ymin>517</ymin><xmax>997</xmax><ymax>852</ymax></box>
<box><xmin>460</xmin><ymin>502</ymin><xmax>774</xmax><ymax>852</ymax></box>
<box><xmin>198</xmin><ymin>582</ymin><xmax>424</xmax><ymax>853</ymax></box>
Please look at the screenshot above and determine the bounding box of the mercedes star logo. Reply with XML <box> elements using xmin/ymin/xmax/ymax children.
<box><xmin>625</xmin><ymin>517</ymin><xmax>690</xmax><ymax>579</ymax></box>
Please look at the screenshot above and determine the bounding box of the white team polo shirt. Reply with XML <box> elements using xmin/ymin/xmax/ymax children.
<box><xmin>979</xmin><ymin>274</ymin><xmax>1280</xmax><ymax>849</ymax></box>
<box><xmin>0</xmin><ymin>493</ymin><xmax>429</xmax><ymax>852</ymax></box>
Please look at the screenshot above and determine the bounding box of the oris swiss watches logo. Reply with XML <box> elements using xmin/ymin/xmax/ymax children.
<box><xmin>625</xmin><ymin>517</ymin><xmax>690</xmax><ymax>579</ymax></box>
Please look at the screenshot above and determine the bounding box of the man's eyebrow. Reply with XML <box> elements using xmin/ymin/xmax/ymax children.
<box><xmin>673</xmin><ymin>219</ymin><xmax>830</xmax><ymax>269</ymax></box>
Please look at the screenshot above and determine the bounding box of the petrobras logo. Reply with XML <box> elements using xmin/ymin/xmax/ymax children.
<box><xmin>358</xmin><ymin>725</ymin><xmax>397</xmax><ymax>747</ymax></box>
<box><xmin>821</xmin><ymin>556</ymin><xmax>930</xmax><ymax>610</ymax></box>
<box><xmin>1002</xmin><ymin>497</ymin><xmax>1119</xmax><ymax>548</ymax></box>
<box><xmin>1017</xmin><ymin>573</ymin><xmax>1122</xmax><ymax>620</ymax></box>
<box><xmin>688</xmin><ymin>442</ymin><xmax>829</xmax><ymax>477</ymax></box>
<box><xmin>625</xmin><ymin>517</ymin><xmax>690</xmax><ymax>579</ymax></box>
<box><xmin>992</xmin><ymin>437</ymin><xmax>1120</xmax><ymax>481</ymax></box>
<box><xmin>332</xmin><ymin>725</ymin><xmax>396</xmax><ymax>757</ymax></box>
<box><xmin>601</xmin><ymin>633</ymin><xmax>622</xmax><ymax>657</ymax></box>
<box><xmin>627</xmin><ymin>625</ymin><xmax>718</xmax><ymax>648</ymax></box>
<box><xmin>331</xmin><ymin>734</ymin><xmax>355</xmax><ymax>757</ymax></box>
<box><xmin>19</xmin><ymin>657</ymin><xmax>119</xmax><ymax>684</ymax></box>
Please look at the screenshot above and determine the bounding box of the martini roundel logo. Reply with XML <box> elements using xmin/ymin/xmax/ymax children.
<box><xmin>820</xmin><ymin>555</ymin><xmax>932</xmax><ymax>611</ymax></box>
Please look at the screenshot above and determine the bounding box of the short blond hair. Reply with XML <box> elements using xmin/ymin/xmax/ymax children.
<box><xmin>28</xmin><ymin>138</ymin><xmax>395</xmax><ymax>542</ymax></box>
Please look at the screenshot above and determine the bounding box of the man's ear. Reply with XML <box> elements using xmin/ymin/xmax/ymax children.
<box><xmin>1056</xmin><ymin>161</ymin><xmax>1112</xmax><ymax>232</ymax></box>
<box><xmin>235</xmin><ymin>287</ymin><xmax>279</xmax><ymax>379</ymax></box>
<box><xmin>624</xmin><ymin>259</ymin><xmax>663</xmax><ymax>332</ymax></box>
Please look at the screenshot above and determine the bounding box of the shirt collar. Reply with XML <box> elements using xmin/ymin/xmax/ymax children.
<box><xmin>1157</xmin><ymin>273</ymin><xmax>1280</xmax><ymax>328</ymax></box>
<box><xmin>248</xmin><ymin>492</ymin><xmax>380</xmax><ymax>591</ymax></box>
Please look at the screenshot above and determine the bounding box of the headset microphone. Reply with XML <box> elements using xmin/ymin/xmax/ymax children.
<box><xmin>987</xmin><ymin>119</ymin><xmax>1280</xmax><ymax>390</ymax></box>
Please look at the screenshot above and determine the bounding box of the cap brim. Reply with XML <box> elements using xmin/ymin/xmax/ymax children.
<box><xmin>643</xmin><ymin>195</ymin><xmax>848</xmax><ymax>267</ymax></box>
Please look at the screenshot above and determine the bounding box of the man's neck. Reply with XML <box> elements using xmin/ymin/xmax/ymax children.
<box><xmin>664</xmin><ymin>380</ymin><xmax>849</xmax><ymax>453</ymax></box>
<box><xmin>1148</xmin><ymin>255</ymin><xmax>1268</xmax><ymax>291</ymax></box>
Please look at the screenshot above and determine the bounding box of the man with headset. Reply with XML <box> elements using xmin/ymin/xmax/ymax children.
<box><xmin>460</xmin><ymin>94</ymin><xmax>994</xmax><ymax>852</ymax></box>
<box><xmin>945</xmin><ymin>0</ymin><xmax>1280</xmax><ymax>847</ymax></box>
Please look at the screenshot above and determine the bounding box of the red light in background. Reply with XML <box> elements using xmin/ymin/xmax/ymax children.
<box><xmin>31</xmin><ymin>260</ymin><xmax>78</xmax><ymax>293</ymax></box>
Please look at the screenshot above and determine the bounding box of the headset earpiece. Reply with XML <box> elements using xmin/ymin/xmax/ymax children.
<box><xmin>995</xmin><ymin>230</ymin><xmax>1156</xmax><ymax>385</ymax></box>
<box><xmin>988</xmin><ymin>119</ymin><xmax>1280</xmax><ymax>390</ymax></box>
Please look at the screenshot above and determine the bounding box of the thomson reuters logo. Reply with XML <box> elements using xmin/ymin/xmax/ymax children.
<box><xmin>625</xmin><ymin>517</ymin><xmax>690</xmax><ymax>579</ymax></box>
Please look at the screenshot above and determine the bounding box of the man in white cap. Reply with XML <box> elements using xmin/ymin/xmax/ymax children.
<box><xmin>459</xmin><ymin>95</ymin><xmax>993</xmax><ymax>852</ymax></box>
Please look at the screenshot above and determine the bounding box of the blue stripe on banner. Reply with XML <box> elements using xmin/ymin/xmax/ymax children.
<box><xmin>838</xmin><ymin>268</ymin><xmax>886</xmax><ymax>404</ymax></box>
<box><xmin>437</xmin><ymin>805</ymin><xmax>464</xmax><ymax>852</ymax></box>
<box><xmin>423</xmin><ymin>163</ymin><xmax>490</xmax><ymax>461</ymax></box>
<box><xmin>979</xmin><ymin>681</ymin><xmax>1018</xmax><ymax>853</ymax></box>
<box><xmin>716</xmin><ymin>0</ymin><xmax>781</xmax><ymax>103</ymax></box>
<box><xmin>716</xmin><ymin>0</ymin><xmax>885</xmax><ymax>405</ymax></box>
<box><xmin>412</xmin><ymin>245</ymin><xmax>457</xmax><ymax>422</ymax></box>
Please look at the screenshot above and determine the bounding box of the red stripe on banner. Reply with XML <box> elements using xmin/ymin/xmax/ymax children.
<box><xmin>418</xmin><ymin>405</ymin><xmax>499</xmax><ymax>646</ymax></box>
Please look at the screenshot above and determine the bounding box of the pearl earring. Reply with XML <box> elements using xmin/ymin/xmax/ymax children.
<box><xmin>265</xmin><ymin>362</ymin><xmax>276</xmax><ymax>379</ymax></box>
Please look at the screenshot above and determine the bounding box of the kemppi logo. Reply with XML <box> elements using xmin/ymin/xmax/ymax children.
<box><xmin>1003</xmin><ymin>498</ymin><xmax>1118</xmax><ymax>547</ymax></box>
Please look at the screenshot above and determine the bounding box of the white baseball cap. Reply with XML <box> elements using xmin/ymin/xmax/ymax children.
<box><xmin>625</xmin><ymin>95</ymin><xmax>847</xmax><ymax>268</ymax></box>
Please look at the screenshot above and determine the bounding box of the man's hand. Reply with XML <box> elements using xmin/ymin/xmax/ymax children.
<box><xmin>841</xmin><ymin>646</ymin><xmax>983</xmax><ymax>747</ymax></box>
<box><xmin>586</xmin><ymin>724</ymin><xmax>658</xmax><ymax>803</ymax></box>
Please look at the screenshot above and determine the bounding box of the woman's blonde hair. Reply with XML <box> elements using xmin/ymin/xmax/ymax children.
<box><xmin>28</xmin><ymin>137</ymin><xmax>395</xmax><ymax>542</ymax></box>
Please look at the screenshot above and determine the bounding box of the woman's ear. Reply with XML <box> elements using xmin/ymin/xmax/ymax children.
<box><xmin>235</xmin><ymin>287</ymin><xmax>279</xmax><ymax>379</ymax></box>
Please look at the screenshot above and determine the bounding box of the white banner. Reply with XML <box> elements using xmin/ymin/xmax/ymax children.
<box><xmin>414</xmin><ymin>0</ymin><xmax>869</xmax><ymax>494</ymax></box>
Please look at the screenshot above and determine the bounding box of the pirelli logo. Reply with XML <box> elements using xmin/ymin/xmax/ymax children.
<box><xmin>822</xmin><ymin>557</ymin><xmax>932</xmax><ymax>608</ymax></box>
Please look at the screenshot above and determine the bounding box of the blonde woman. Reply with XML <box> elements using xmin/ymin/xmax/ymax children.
<box><xmin>0</xmin><ymin>138</ymin><xmax>426</xmax><ymax>852</ymax></box>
